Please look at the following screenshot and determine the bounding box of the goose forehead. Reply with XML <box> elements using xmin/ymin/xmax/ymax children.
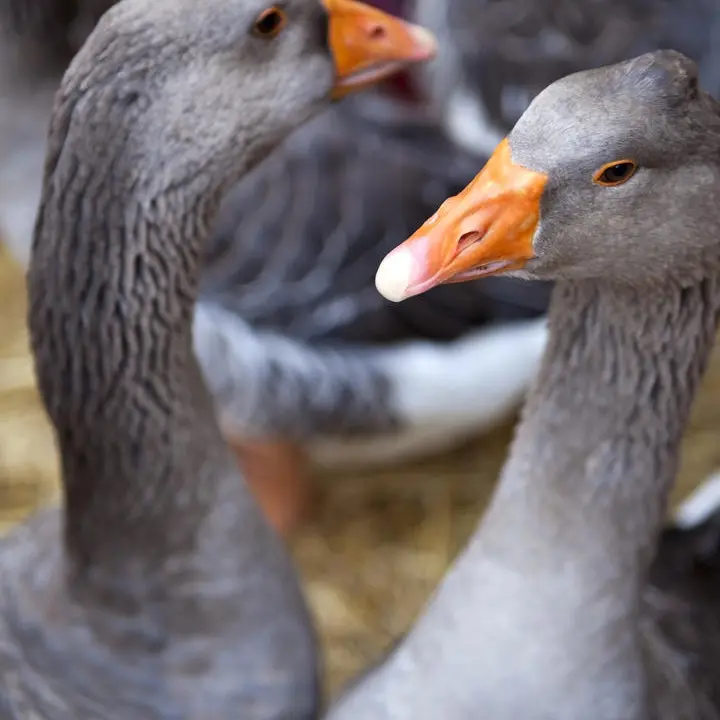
<box><xmin>133</xmin><ymin>0</ymin><xmax>305</xmax><ymax>14</ymax></box>
<box><xmin>116</xmin><ymin>0</ymin><xmax>314</xmax><ymax>32</ymax></box>
<box><xmin>508</xmin><ymin>90</ymin><xmax>644</xmax><ymax>172</ymax></box>
<box><xmin>507</xmin><ymin>51</ymin><xmax>697</xmax><ymax>172</ymax></box>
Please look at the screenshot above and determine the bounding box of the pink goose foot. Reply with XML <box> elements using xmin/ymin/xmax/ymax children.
<box><xmin>230</xmin><ymin>438</ymin><xmax>312</xmax><ymax>537</ymax></box>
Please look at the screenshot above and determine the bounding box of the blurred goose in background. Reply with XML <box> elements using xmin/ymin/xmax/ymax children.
<box><xmin>333</xmin><ymin>50</ymin><xmax>720</xmax><ymax>720</ymax></box>
<box><xmin>200</xmin><ymin>0</ymin><xmax>720</xmax><ymax>534</ymax></box>
<box><xmin>413</xmin><ymin>0</ymin><xmax>720</xmax><ymax>157</ymax></box>
<box><xmin>196</xmin><ymin>95</ymin><xmax>550</xmax><ymax>533</ymax></box>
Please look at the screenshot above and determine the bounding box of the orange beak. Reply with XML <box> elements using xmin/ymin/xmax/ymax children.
<box><xmin>375</xmin><ymin>139</ymin><xmax>549</xmax><ymax>302</ymax></box>
<box><xmin>326</xmin><ymin>0</ymin><xmax>437</xmax><ymax>99</ymax></box>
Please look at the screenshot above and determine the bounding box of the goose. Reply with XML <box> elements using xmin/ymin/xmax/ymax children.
<box><xmin>0</xmin><ymin>0</ymin><xmax>438</xmax><ymax>716</ymax></box>
<box><xmin>330</xmin><ymin>50</ymin><xmax>720</xmax><ymax>719</ymax></box>
<box><xmin>414</xmin><ymin>0</ymin><xmax>720</xmax><ymax>158</ymax></box>
<box><xmin>1</xmin><ymin>0</ymin><xmax>550</xmax><ymax>535</ymax></box>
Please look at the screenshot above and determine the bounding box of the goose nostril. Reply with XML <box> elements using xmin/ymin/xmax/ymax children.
<box><xmin>368</xmin><ymin>23</ymin><xmax>386</xmax><ymax>40</ymax></box>
<box><xmin>455</xmin><ymin>231</ymin><xmax>482</xmax><ymax>258</ymax></box>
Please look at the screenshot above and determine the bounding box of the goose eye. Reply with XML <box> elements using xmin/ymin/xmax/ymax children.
<box><xmin>253</xmin><ymin>7</ymin><xmax>287</xmax><ymax>38</ymax></box>
<box><xmin>593</xmin><ymin>160</ymin><xmax>637</xmax><ymax>187</ymax></box>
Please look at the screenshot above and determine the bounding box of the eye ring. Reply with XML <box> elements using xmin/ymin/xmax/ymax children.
<box><xmin>593</xmin><ymin>160</ymin><xmax>638</xmax><ymax>187</ymax></box>
<box><xmin>252</xmin><ymin>6</ymin><xmax>287</xmax><ymax>38</ymax></box>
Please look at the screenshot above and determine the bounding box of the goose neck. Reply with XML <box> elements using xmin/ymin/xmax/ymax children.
<box><xmin>477</xmin><ymin>276</ymin><xmax>720</xmax><ymax>596</ymax></box>
<box><xmin>27</xmin><ymin>179</ymin><xmax>248</xmax><ymax>574</ymax></box>
<box><xmin>347</xmin><ymin>276</ymin><xmax>720</xmax><ymax>717</ymax></box>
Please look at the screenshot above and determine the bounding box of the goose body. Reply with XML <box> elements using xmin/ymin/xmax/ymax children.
<box><xmin>415</xmin><ymin>0</ymin><xmax>720</xmax><ymax>157</ymax></box>
<box><xmin>332</xmin><ymin>51</ymin><xmax>720</xmax><ymax>719</ymax></box>
<box><xmin>195</xmin><ymin>93</ymin><xmax>550</xmax><ymax>468</ymax></box>
<box><xmin>0</xmin><ymin>0</ymin><xmax>437</xmax><ymax>716</ymax></box>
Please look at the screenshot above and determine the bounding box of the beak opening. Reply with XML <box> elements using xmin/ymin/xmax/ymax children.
<box><xmin>325</xmin><ymin>0</ymin><xmax>437</xmax><ymax>99</ymax></box>
<box><xmin>375</xmin><ymin>139</ymin><xmax>549</xmax><ymax>302</ymax></box>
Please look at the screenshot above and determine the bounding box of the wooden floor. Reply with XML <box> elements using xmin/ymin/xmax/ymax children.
<box><xmin>1</xmin><ymin>241</ymin><xmax>720</xmax><ymax>693</ymax></box>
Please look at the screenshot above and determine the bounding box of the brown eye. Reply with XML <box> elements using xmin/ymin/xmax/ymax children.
<box><xmin>253</xmin><ymin>7</ymin><xmax>287</xmax><ymax>38</ymax></box>
<box><xmin>593</xmin><ymin>160</ymin><xmax>637</xmax><ymax>187</ymax></box>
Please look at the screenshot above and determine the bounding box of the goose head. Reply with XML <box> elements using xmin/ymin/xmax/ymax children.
<box><xmin>29</xmin><ymin>0</ymin><xmax>438</xmax><ymax>202</ymax></box>
<box><xmin>375</xmin><ymin>50</ymin><xmax>720</xmax><ymax>299</ymax></box>
<box><xmin>2</xmin><ymin>0</ymin><xmax>435</xmax><ymax>263</ymax></box>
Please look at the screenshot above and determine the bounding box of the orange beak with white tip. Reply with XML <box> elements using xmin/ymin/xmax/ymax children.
<box><xmin>326</xmin><ymin>0</ymin><xmax>437</xmax><ymax>99</ymax></box>
<box><xmin>375</xmin><ymin>139</ymin><xmax>549</xmax><ymax>302</ymax></box>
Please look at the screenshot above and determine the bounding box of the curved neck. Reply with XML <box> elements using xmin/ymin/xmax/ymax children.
<box><xmin>346</xmin><ymin>275</ymin><xmax>720</xmax><ymax>717</ymax></box>
<box><xmin>28</xmin><ymin>172</ymin><xmax>248</xmax><ymax>578</ymax></box>
<box><xmin>481</xmin><ymin>278</ymin><xmax>720</xmax><ymax>580</ymax></box>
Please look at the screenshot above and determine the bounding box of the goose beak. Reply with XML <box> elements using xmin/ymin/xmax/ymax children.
<box><xmin>327</xmin><ymin>0</ymin><xmax>437</xmax><ymax>99</ymax></box>
<box><xmin>375</xmin><ymin>139</ymin><xmax>548</xmax><ymax>302</ymax></box>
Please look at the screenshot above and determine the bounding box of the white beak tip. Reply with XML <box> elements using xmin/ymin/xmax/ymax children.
<box><xmin>409</xmin><ymin>25</ymin><xmax>438</xmax><ymax>57</ymax></box>
<box><xmin>375</xmin><ymin>249</ymin><xmax>414</xmax><ymax>303</ymax></box>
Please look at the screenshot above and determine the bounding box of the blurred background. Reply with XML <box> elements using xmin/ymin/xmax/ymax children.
<box><xmin>3</xmin><ymin>0</ymin><xmax>720</xmax><ymax>694</ymax></box>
